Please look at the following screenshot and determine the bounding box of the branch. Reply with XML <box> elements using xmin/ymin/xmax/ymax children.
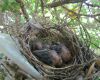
<box><xmin>45</xmin><ymin>0</ymin><xmax>87</xmax><ymax>8</ymax></box>
<box><xmin>80</xmin><ymin>13</ymin><xmax>100</xmax><ymax>17</ymax></box>
<box><xmin>94</xmin><ymin>17</ymin><xmax>100</xmax><ymax>23</ymax></box>
<box><xmin>62</xmin><ymin>6</ymin><xmax>100</xmax><ymax>18</ymax></box>
<box><xmin>15</xmin><ymin>0</ymin><xmax>29</xmax><ymax>21</ymax></box>
<box><xmin>85</xmin><ymin>2</ymin><xmax>100</xmax><ymax>8</ymax></box>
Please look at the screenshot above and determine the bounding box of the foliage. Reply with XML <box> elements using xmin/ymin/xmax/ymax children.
<box><xmin>0</xmin><ymin>0</ymin><xmax>20</xmax><ymax>13</ymax></box>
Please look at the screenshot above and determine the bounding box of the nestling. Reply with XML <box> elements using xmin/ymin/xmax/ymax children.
<box><xmin>50</xmin><ymin>43</ymin><xmax>72</xmax><ymax>63</ymax></box>
<box><xmin>33</xmin><ymin>49</ymin><xmax>62</xmax><ymax>67</ymax></box>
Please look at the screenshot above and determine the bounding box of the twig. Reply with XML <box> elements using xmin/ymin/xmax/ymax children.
<box><xmin>45</xmin><ymin>0</ymin><xmax>87</xmax><ymax>8</ymax></box>
<box><xmin>15</xmin><ymin>0</ymin><xmax>29</xmax><ymax>21</ymax></box>
<box><xmin>85</xmin><ymin>2</ymin><xmax>100</xmax><ymax>8</ymax></box>
<box><xmin>94</xmin><ymin>17</ymin><xmax>100</xmax><ymax>23</ymax></box>
<box><xmin>62</xmin><ymin>6</ymin><xmax>100</xmax><ymax>18</ymax></box>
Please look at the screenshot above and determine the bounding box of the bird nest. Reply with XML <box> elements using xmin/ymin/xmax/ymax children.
<box><xmin>2</xmin><ymin>20</ymin><xmax>100</xmax><ymax>80</ymax></box>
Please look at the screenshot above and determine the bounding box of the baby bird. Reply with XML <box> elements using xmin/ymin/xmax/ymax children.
<box><xmin>50</xmin><ymin>43</ymin><xmax>72</xmax><ymax>63</ymax></box>
<box><xmin>30</xmin><ymin>40</ymin><xmax>43</xmax><ymax>51</ymax></box>
<box><xmin>49</xmin><ymin>50</ymin><xmax>62</xmax><ymax>67</ymax></box>
<box><xmin>34</xmin><ymin>41</ymin><xmax>43</xmax><ymax>50</ymax></box>
<box><xmin>60</xmin><ymin>44</ymin><xmax>72</xmax><ymax>63</ymax></box>
<box><xmin>33</xmin><ymin>49</ymin><xmax>62</xmax><ymax>67</ymax></box>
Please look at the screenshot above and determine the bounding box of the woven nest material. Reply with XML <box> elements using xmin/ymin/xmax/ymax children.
<box><xmin>13</xmin><ymin>24</ymin><xmax>100</xmax><ymax>80</ymax></box>
<box><xmin>3</xmin><ymin>19</ymin><xmax>100</xmax><ymax>80</ymax></box>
